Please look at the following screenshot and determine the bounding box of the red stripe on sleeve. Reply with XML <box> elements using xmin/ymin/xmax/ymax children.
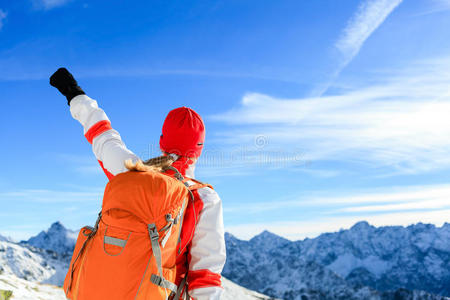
<box><xmin>187</xmin><ymin>269</ymin><xmax>222</xmax><ymax>291</ymax></box>
<box><xmin>84</xmin><ymin>120</ymin><xmax>112</xmax><ymax>144</ymax></box>
<box><xmin>98</xmin><ymin>160</ymin><xmax>115</xmax><ymax>181</ymax></box>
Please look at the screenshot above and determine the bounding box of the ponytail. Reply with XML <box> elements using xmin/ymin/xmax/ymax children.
<box><xmin>125</xmin><ymin>153</ymin><xmax>179</xmax><ymax>172</ymax></box>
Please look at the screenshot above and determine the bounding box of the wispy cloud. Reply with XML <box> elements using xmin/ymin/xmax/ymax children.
<box><xmin>225</xmin><ymin>183</ymin><xmax>450</xmax><ymax>214</ymax></box>
<box><xmin>315</xmin><ymin>0</ymin><xmax>403</xmax><ymax>96</ymax></box>
<box><xmin>55</xmin><ymin>153</ymin><xmax>103</xmax><ymax>176</ymax></box>
<box><xmin>433</xmin><ymin>0</ymin><xmax>450</xmax><ymax>10</ymax></box>
<box><xmin>0</xmin><ymin>63</ymin><xmax>309</xmax><ymax>83</ymax></box>
<box><xmin>0</xmin><ymin>187</ymin><xmax>103</xmax><ymax>203</ymax></box>
<box><xmin>32</xmin><ymin>0</ymin><xmax>72</xmax><ymax>10</ymax></box>
<box><xmin>0</xmin><ymin>9</ymin><xmax>7</xmax><ymax>31</ymax></box>
<box><xmin>416</xmin><ymin>0</ymin><xmax>450</xmax><ymax>16</ymax></box>
<box><xmin>211</xmin><ymin>56</ymin><xmax>450</xmax><ymax>175</ymax></box>
<box><xmin>224</xmin><ymin>183</ymin><xmax>450</xmax><ymax>240</ymax></box>
<box><xmin>336</xmin><ymin>0</ymin><xmax>403</xmax><ymax>66</ymax></box>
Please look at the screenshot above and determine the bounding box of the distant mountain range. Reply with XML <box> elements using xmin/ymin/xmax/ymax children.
<box><xmin>224</xmin><ymin>221</ymin><xmax>450</xmax><ymax>299</ymax></box>
<box><xmin>1</xmin><ymin>221</ymin><xmax>449</xmax><ymax>299</ymax></box>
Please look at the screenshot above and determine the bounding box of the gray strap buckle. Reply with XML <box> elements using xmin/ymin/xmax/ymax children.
<box><xmin>151</xmin><ymin>274</ymin><xmax>163</xmax><ymax>286</ymax></box>
<box><xmin>148</xmin><ymin>224</ymin><xmax>160</xmax><ymax>241</ymax></box>
<box><xmin>150</xmin><ymin>274</ymin><xmax>178</xmax><ymax>293</ymax></box>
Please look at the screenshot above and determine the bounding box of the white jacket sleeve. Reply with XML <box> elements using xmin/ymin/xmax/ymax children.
<box><xmin>188</xmin><ymin>187</ymin><xmax>226</xmax><ymax>300</ymax></box>
<box><xmin>69</xmin><ymin>94</ymin><xmax>139</xmax><ymax>178</ymax></box>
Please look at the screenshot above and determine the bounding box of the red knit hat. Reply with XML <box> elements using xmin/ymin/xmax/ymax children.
<box><xmin>159</xmin><ymin>107</ymin><xmax>205</xmax><ymax>158</ymax></box>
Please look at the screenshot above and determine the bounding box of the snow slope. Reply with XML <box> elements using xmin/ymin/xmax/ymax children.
<box><xmin>0</xmin><ymin>273</ymin><xmax>273</xmax><ymax>300</ymax></box>
<box><xmin>0</xmin><ymin>274</ymin><xmax>64</xmax><ymax>300</ymax></box>
<box><xmin>0</xmin><ymin>235</ymin><xmax>12</xmax><ymax>242</ymax></box>
<box><xmin>0</xmin><ymin>240</ymin><xmax>70</xmax><ymax>286</ymax></box>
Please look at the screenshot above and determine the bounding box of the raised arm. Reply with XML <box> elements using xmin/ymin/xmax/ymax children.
<box><xmin>70</xmin><ymin>94</ymin><xmax>139</xmax><ymax>179</ymax></box>
<box><xmin>50</xmin><ymin>68</ymin><xmax>139</xmax><ymax>179</ymax></box>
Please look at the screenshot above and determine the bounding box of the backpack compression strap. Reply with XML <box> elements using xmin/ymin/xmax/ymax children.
<box><xmin>182</xmin><ymin>177</ymin><xmax>213</xmax><ymax>191</ymax></box>
<box><xmin>147</xmin><ymin>167</ymin><xmax>194</xmax><ymax>300</ymax></box>
<box><xmin>148</xmin><ymin>223</ymin><xmax>178</xmax><ymax>298</ymax></box>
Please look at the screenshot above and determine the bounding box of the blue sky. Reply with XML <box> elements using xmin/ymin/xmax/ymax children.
<box><xmin>1</xmin><ymin>0</ymin><xmax>450</xmax><ymax>241</ymax></box>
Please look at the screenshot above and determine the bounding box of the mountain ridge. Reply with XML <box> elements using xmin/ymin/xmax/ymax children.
<box><xmin>224</xmin><ymin>221</ymin><xmax>450</xmax><ymax>299</ymax></box>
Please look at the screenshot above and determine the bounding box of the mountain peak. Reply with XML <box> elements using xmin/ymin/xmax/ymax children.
<box><xmin>257</xmin><ymin>229</ymin><xmax>274</xmax><ymax>236</ymax></box>
<box><xmin>25</xmin><ymin>221</ymin><xmax>78</xmax><ymax>254</ymax></box>
<box><xmin>251</xmin><ymin>230</ymin><xmax>279</xmax><ymax>240</ymax></box>
<box><xmin>51</xmin><ymin>221</ymin><xmax>64</xmax><ymax>227</ymax></box>
<box><xmin>48</xmin><ymin>221</ymin><xmax>66</xmax><ymax>232</ymax></box>
<box><xmin>350</xmin><ymin>221</ymin><xmax>372</xmax><ymax>231</ymax></box>
<box><xmin>249</xmin><ymin>230</ymin><xmax>290</xmax><ymax>248</ymax></box>
<box><xmin>224</xmin><ymin>232</ymin><xmax>237</xmax><ymax>240</ymax></box>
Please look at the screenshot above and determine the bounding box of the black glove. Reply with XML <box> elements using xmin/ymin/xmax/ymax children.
<box><xmin>50</xmin><ymin>68</ymin><xmax>85</xmax><ymax>105</ymax></box>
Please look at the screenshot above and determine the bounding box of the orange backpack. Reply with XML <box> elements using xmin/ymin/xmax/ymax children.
<box><xmin>63</xmin><ymin>169</ymin><xmax>193</xmax><ymax>300</ymax></box>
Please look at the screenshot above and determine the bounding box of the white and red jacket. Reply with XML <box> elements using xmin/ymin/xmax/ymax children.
<box><xmin>70</xmin><ymin>95</ymin><xmax>226</xmax><ymax>300</ymax></box>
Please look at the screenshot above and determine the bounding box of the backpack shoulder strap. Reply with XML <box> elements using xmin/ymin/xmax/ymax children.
<box><xmin>182</xmin><ymin>177</ymin><xmax>214</xmax><ymax>191</ymax></box>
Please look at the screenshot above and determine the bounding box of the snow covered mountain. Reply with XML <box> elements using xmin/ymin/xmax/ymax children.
<box><xmin>23</xmin><ymin>221</ymin><xmax>77</xmax><ymax>255</ymax></box>
<box><xmin>299</xmin><ymin>222</ymin><xmax>450</xmax><ymax>295</ymax></box>
<box><xmin>224</xmin><ymin>222</ymin><xmax>450</xmax><ymax>300</ymax></box>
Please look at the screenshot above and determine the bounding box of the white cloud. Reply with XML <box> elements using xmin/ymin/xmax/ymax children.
<box><xmin>332</xmin><ymin>184</ymin><xmax>450</xmax><ymax>212</ymax></box>
<box><xmin>416</xmin><ymin>0</ymin><xmax>450</xmax><ymax>16</ymax></box>
<box><xmin>341</xmin><ymin>199</ymin><xmax>448</xmax><ymax>212</ymax></box>
<box><xmin>0</xmin><ymin>187</ymin><xmax>103</xmax><ymax>203</ymax></box>
<box><xmin>55</xmin><ymin>153</ymin><xmax>104</xmax><ymax>176</ymax></box>
<box><xmin>336</xmin><ymin>0</ymin><xmax>403</xmax><ymax>65</ymax></box>
<box><xmin>211</xmin><ymin>57</ymin><xmax>450</xmax><ymax>175</ymax></box>
<box><xmin>321</xmin><ymin>184</ymin><xmax>450</xmax><ymax>205</ymax></box>
<box><xmin>32</xmin><ymin>0</ymin><xmax>71</xmax><ymax>10</ymax></box>
<box><xmin>0</xmin><ymin>9</ymin><xmax>7</xmax><ymax>31</ymax></box>
<box><xmin>432</xmin><ymin>0</ymin><xmax>450</xmax><ymax>7</ymax></box>
<box><xmin>225</xmin><ymin>183</ymin><xmax>450</xmax><ymax>214</ymax></box>
<box><xmin>315</xmin><ymin>0</ymin><xmax>403</xmax><ymax>96</ymax></box>
<box><xmin>224</xmin><ymin>183</ymin><xmax>450</xmax><ymax>240</ymax></box>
